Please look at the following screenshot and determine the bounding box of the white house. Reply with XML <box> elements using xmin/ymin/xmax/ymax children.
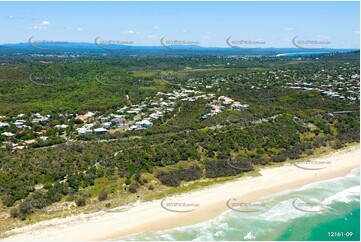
<box><xmin>135</xmin><ymin>120</ymin><xmax>153</xmax><ymax>128</ymax></box>
<box><xmin>77</xmin><ymin>128</ymin><xmax>93</xmax><ymax>135</ymax></box>
<box><xmin>232</xmin><ymin>103</ymin><xmax>249</xmax><ymax>110</ymax></box>
<box><xmin>54</xmin><ymin>124</ymin><xmax>68</xmax><ymax>129</ymax></box>
<box><xmin>2</xmin><ymin>132</ymin><xmax>15</xmax><ymax>137</ymax></box>
<box><xmin>14</xmin><ymin>120</ymin><xmax>26</xmax><ymax>128</ymax></box>
<box><xmin>94</xmin><ymin>128</ymin><xmax>108</xmax><ymax>135</ymax></box>
<box><xmin>100</xmin><ymin>122</ymin><xmax>112</xmax><ymax>128</ymax></box>
<box><xmin>0</xmin><ymin>122</ymin><xmax>9</xmax><ymax>129</ymax></box>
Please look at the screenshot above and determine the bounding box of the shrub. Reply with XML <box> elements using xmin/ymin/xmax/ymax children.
<box><xmin>272</xmin><ymin>154</ymin><xmax>287</xmax><ymax>162</ymax></box>
<box><xmin>124</xmin><ymin>178</ymin><xmax>131</xmax><ymax>185</ymax></box>
<box><xmin>134</xmin><ymin>172</ymin><xmax>141</xmax><ymax>182</ymax></box>
<box><xmin>157</xmin><ymin>173</ymin><xmax>180</xmax><ymax>187</ymax></box>
<box><xmin>19</xmin><ymin>201</ymin><xmax>33</xmax><ymax>215</ymax></box>
<box><xmin>10</xmin><ymin>208</ymin><xmax>19</xmax><ymax>218</ymax></box>
<box><xmin>129</xmin><ymin>183</ymin><xmax>138</xmax><ymax>193</ymax></box>
<box><xmin>118</xmin><ymin>170</ymin><xmax>126</xmax><ymax>178</ymax></box>
<box><xmin>248</xmin><ymin>155</ymin><xmax>268</xmax><ymax>165</ymax></box>
<box><xmin>76</xmin><ymin>197</ymin><xmax>86</xmax><ymax>207</ymax></box>
<box><xmin>306</xmin><ymin>150</ymin><xmax>314</xmax><ymax>155</ymax></box>
<box><xmin>2</xmin><ymin>195</ymin><xmax>15</xmax><ymax>207</ymax></box>
<box><xmin>333</xmin><ymin>141</ymin><xmax>344</xmax><ymax>149</ymax></box>
<box><xmin>19</xmin><ymin>213</ymin><xmax>27</xmax><ymax>220</ymax></box>
<box><xmin>98</xmin><ymin>191</ymin><xmax>108</xmax><ymax>201</ymax></box>
<box><xmin>155</xmin><ymin>166</ymin><xmax>203</xmax><ymax>187</ymax></box>
<box><xmin>288</xmin><ymin>152</ymin><xmax>300</xmax><ymax>160</ymax></box>
<box><xmin>205</xmin><ymin>158</ymin><xmax>253</xmax><ymax>178</ymax></box>
<box><xmin>29</xmin><ymin>198</ymin><xmax>47</xmax><ymax>209</ymax></box>
<box><xmin>66</xmin><ymin>193</ymin><xmax>75</xmax><ymax>202</ymax></box>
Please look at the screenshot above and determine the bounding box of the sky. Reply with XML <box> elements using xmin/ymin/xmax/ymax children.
<box><xmin>0</xmin><ymin>1</ymin><xmax>359</xmax><ymax>48</ymax></box>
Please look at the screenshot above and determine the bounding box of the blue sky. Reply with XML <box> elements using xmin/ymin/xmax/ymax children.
<box><xmin>0</xmin><ymin>1</ymin><xmax>359</xmax><ymax>48</ymax></box>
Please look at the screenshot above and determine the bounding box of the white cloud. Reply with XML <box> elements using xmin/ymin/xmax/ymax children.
<box><xmin>122</xmin><ymin>30</ymin><xmax>138</xmax><ymax>34</ymax></box>
<box><xmin>353</xmin><ymin>30</ymin><xmax>360</xmax><ymax>35</ymax></box>
<box><xmin>153</xmin><ymin>26</ymin><xmax>159</xmax><ymax>30</ymax></box>
<box><xmin>284</xmin><ymin>27</ymin><xmax>294</xmax><ymax>31</ymax></box>
<box><xmin>32</xmin><ymin>20</ymin><xmax>50</xmax><ymax>30</ymax></box>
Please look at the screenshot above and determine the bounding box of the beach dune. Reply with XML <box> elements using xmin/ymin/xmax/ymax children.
<box><xmin>3</xmin><ymin>145</ymin><xmax>360</xmax><ymax>241</ymax></box>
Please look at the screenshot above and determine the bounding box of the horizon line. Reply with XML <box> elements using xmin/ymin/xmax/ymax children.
<box><xmin>0</xmin><ymin>42</ymin><xmax>359</xmax><ymax>50</ymax></box>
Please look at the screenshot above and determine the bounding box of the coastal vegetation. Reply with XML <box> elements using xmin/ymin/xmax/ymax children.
<box><xmin>0</xmin><ymin>51</ymin><xmax>359</xmax><ymax>234</ymax></box>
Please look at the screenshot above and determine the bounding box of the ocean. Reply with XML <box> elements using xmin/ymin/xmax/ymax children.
<box><xmin>119</xmin><ymin>168</ymin><xmax>360</xmax><ymax>241</ymax></box>
<box><xmin>276</xmin><ymin>52</ymin><xmax>329</xmax><ymax>57</ymax></box>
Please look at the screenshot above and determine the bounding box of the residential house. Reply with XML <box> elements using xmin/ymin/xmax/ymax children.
<box><xmin>2</xmin><ymin>132</ymin><xmax>15</xmax><ymax>137</ymax></box>
<box><xmin>100</xmin><ymin>122</ymin><xmax>112</xmax><ymax>129</ymax></box>
<box><xmin>232</xmin><ymin>103</ymin><xmax>249</xmax><ymax>110</ymax></box>
<box><xmin>77</xmin><ymin>128</ymin><xmax>93</xmax><ymax>135</ymax></box>
<box><xmin>0</xmin><ymin>122</ymin><xmax>9</xmax><ymax>129</ymax></box>
<box><xmin>54</xmin><ymin>124</ymin><xmax>68</xmax><ymax>129</ymax></box>
<box><xmin>94</xmin><ymin>128</ymin><xmax>108</xmax><ymax>135</ymax></box>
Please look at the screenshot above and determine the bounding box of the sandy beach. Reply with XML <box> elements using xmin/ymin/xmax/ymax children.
<box><xmin>3</xmin><ymin>145</ymin><xmax>360</xmax><ymax>241</ymax></box>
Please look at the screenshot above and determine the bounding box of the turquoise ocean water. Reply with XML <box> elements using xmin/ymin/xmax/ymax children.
<box><xmin>119</xmin><ymin>168</ymin><xmax>360</xmax><ymax>241</ymax></box>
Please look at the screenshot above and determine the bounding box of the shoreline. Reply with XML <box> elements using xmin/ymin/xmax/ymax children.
<box><xmin>3</xmin><ymin>145</ymin><xmax>360</xmax><ymax>241</ymax></box>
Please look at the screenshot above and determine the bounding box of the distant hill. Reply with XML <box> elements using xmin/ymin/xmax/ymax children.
<box><xmin>0</xmin><ymin>42</ymin><xmax>358</xmax><ymax>56</ymax></box>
